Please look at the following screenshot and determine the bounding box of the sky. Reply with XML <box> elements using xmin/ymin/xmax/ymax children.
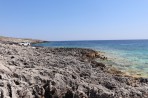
<box><xmin>0</xmin><ymin>0</ymin><xmax>148</xmax><ymax>41</ymax></box>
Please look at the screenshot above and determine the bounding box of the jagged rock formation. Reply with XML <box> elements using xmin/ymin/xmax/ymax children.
<box><xmin>0</xmin><ymin>37</ymin><xmax>147</xmax><ymax>98</ymax></box>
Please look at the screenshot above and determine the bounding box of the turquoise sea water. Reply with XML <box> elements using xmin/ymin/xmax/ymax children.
<box><xmin>33</xmin><ymin>40</ymin><xmax>148</xmax><ymax>77</ymax></box>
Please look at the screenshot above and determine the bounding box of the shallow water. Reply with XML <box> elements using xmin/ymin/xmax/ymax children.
<box><xmin>33</xmin><ymin>40</ymin><xmax>148</xmax><ymax>77</ymax></box>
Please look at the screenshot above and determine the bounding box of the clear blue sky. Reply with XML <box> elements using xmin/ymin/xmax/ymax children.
<box><xmin>0</xmin><ymin>0</ymin><xmax>148</xmax><ymax>41</ymax></box>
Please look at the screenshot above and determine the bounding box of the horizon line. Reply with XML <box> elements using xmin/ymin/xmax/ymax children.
<box><xmin>1</xmin><ymin>35</ymin><xmax>148</xmax><ymax>42</ymax></box>
<box><xmin>50</xmin><ymin>39</ymin><xmax>148</xmax><ymax>42</ymax></box>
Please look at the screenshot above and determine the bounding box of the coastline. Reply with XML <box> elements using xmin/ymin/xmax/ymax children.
<box><xmin>0</xmin><ymin>36</ymin><xmax>147</xmax><ymax>98</ymax></box>
<box><xmin>0</xmin><ymin>36</ymin><xmax>46</xmax><ymax>44</ymax></box>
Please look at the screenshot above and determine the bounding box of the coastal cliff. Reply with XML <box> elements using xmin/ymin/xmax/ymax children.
<box><xmin>0</xmin><ymin>37</ymin><xmax>147</xmax><ymax>98</ymax></box>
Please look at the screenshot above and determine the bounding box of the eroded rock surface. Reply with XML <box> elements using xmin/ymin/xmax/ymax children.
<box><xmin>0</xmin><ymin>38</ymin><xmax>147</xmax><ymax>98</ymax></box>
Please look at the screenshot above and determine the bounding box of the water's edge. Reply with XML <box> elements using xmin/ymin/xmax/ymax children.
<box><xmin>33</xmin><ymin>40</ymin><xmax>148</xmax><ymax>77</ymax></box>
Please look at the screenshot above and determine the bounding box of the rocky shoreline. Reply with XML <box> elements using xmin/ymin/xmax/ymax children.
<box><xmin>0</xmin><ymin>36</ymin><xmax>147</xmax><ymax>98</ymax></box>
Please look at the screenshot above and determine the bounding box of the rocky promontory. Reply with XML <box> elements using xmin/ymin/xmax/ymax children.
<box><xmin>0</xmin><ymin>36</ymin><xmax>147</xmax><ymax>98</ymax></box>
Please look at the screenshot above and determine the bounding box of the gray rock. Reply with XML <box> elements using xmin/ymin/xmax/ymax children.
<box><xmin>0</xmin><ymin>37</ymin><xmax>147</xmax><ymax>98</ymax></box>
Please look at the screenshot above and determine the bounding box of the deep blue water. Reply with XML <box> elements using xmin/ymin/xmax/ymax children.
<box><xmin>33</xmin><ymin>40</ymin><xmax>148</xmax><ymax>77</ymax></box>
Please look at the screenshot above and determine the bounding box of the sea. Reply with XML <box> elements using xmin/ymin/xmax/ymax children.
<box><xmin>33</xmin><ymin>40</ymin><xmax>148</xmax><ymax>77</ymax></box>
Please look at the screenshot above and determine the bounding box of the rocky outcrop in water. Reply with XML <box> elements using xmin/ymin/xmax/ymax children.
<box><xmin>0</xmin><ymin>37</ymin><xmax>147</xmax><ymax>98</ymax></box>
